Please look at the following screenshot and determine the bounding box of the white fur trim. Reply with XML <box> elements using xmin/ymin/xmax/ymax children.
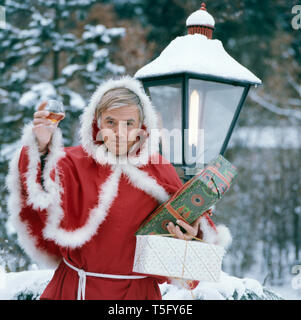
<box><xmin>199</xmin><ymin>216</ymin><xmax>218</xmax><ymax>244</ymax></box>
<box><xmin>21</xmin><ymin>122</ymin><xmax>65</xmax><ymax>210</ymax></box>
<box><xmin>199</xmin><ymin>217</ymin><xmax>232</xmax><ymax>249</ymax></box>
<box><xmin>43</xmin><ymin>166</ymin><xmax>122</xmax><ymax>248</ymax></box>
<box><xmin>121</xmin><ymin>164</ymin><xmax>171</xmax><ymax>204</ymax></box>
<box><xmin>79</xmin><ymin>75</ymin><xmax>160</xmax><ymax>167</ymax></box>
<box><xmin>5</xmin><ymin>147</ymin><xmax>60</xmax><ymax>269</ymax></box>
<box><xmin>215</xmin><ymin>224</ymin><xmax>232</xmax><ymax>249</ymax></box>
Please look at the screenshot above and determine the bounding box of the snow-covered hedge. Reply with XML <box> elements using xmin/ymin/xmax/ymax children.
<box><xmin>161</xmin><ymin>272</ymin><xmax>283</xmax><ymax>300</ymax></box>
<box><xmin>0</xmin><ymin>269</ymin><xmax>283</xmax><ymax>300</ymax></box>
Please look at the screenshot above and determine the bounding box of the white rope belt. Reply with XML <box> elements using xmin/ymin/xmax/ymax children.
<box><xmin>63</xmin><ymin>258</ymin><xmax>147</xmax><ymax>300</ymax></box>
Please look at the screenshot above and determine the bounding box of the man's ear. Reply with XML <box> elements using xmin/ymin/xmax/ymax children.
<box><xmin>96</xmin><ymin>130</ymin><xmax>103</xmax><ymax>141</ymax></box>
<box><xmin>97</xmin><ymin>115</ymin><xmax>102</xmax><ymax>129</ymax></box>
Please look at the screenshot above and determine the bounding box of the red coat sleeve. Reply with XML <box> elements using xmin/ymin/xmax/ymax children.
<box><xmin>6</xmin><ymin>123</ymin><xmax>66</xmax><ymax>268</ymax></box>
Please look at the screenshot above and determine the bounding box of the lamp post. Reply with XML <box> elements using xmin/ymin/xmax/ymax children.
<box><xmin>135</xmin><ymin>2</ymin><xmax>261</xmax><ymax>179</ymax></box>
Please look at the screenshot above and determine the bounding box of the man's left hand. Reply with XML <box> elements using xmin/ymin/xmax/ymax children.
<box><xmin>166</xmin><ymin>209</ymin><xmax>212</xmax><ymax>240</ymax></box>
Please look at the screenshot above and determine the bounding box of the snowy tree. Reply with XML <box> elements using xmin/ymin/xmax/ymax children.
<box><xmin>0</xmin><ymin>0</ymin><xmax>126</xmax><ymax>271</ymax></box>
<box><xmin>1</xmin><ymin>0</ymin><xmax>126</xmax><ymax>109</ymax></box>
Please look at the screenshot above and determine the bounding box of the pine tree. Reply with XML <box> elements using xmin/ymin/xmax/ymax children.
<box><xmin>0</xmin><ymin>0</ymin><xmax>126</xmax><ymax>271</ymax></box>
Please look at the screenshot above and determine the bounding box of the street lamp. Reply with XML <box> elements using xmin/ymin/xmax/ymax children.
<box><xmin>135</xmin><ymin>2</ymin><xmax>261</xmax><ymax>178</ymax></box>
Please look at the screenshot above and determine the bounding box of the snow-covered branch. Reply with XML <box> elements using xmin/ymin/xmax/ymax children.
<box><xmin>287</xmin><ymin>74</ymin><xmax>301</xmax><ymax>97</ymax></box>
<box><xmin>249</xmin><ymin>90</ymin><xmax>301</xmax><ymax>121</ymax></box>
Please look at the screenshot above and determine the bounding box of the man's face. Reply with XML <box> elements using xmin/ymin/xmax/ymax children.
<box><xmin>99</xmin><ymin>104</ymin><xmax>141</xmax><ymax>156</ymax></box>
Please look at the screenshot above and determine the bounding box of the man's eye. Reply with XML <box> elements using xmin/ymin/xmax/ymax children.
<box><xmin>127</xmin><ymin>122</ymin><xmax>133</xmax><ymax>126</ymax></box>
<box><xmin>107</xmin><ymin>120</ymin><xmax>114</xmax><ymax>125</ymax></box>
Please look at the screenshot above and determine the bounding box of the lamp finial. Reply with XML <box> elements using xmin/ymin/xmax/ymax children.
<box><xmin>200</xmin><ymin>2</ymin><xmax>207</xmax><ymax>11</ymax></box>
<box><xmin>186</xmin><ymin>3</ymin><xmax>215</xmax><ymax>39</ymax></box>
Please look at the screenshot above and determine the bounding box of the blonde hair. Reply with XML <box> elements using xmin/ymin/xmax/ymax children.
<box><xmin>96</xmin><ymin>87</ymin><xmax>144</xmax><ymax>127</ymax></box>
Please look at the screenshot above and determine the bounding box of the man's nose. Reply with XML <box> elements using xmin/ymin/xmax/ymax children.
<box><xmin>115</xmin><ymin>121</ymin><xmax>127</xmax><ymax>137</ymax></box>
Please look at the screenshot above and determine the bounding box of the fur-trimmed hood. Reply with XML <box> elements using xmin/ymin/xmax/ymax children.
<box><xmin>79</xmin><ymin>75</ymin><xmax>160</xmax><ymax>167</ymax></box>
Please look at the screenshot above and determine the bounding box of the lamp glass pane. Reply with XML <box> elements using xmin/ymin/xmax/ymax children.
<box><xmin>186</xmin><ymin>78</ymin><xmax>244</xmax><ymax>166</ymax></box>
<box><xmin>147</xmin><ymin>83</ymin><xmax>182</xmax><ymax>164</ymax></box>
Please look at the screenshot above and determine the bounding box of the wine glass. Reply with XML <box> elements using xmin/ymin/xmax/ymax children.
<box><xmin>45</xmin><ymin>100</ymin><xmax>65</xmax><ymax>124</ymax></box>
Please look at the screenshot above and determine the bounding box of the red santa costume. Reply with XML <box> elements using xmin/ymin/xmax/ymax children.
<box><xmin>6</xmin><ymin>76</ymin><xmax>231</xmax><ymax>300</ymax></box>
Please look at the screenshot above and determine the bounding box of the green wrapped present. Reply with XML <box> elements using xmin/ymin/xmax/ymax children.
<box><xmin>136</xmin><ymin>154</ymin><xmax>237</xmax><ymax>236</ymax></box>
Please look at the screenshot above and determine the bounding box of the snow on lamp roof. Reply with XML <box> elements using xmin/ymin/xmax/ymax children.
<box><xmin>135</xmin><ymin>2</ymin><xmax>261</xmax><ymax>85</ymax></box>
<box><xmin>135</xmin><ymin>33</ymin><xmax>262</xmax><ymax>85</ymax></box>
<box><xmin>186</xmin><ymin>2</ymin><xmax>215</xmax><ymax>28</ymax></box>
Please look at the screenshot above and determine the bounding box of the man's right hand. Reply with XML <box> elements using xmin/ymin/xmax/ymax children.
<box><xmin>32</xmin><ymin>101</ymin><xmax>65</xmax><ymax>153</ymax></box>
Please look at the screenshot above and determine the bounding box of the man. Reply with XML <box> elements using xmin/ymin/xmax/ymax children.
<box><xmin>6</xmin><ymin>76</ymin><xmax>229</xmax><ymax>300</ymax></box>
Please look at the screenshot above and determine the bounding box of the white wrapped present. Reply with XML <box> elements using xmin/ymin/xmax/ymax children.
<box><xmin>133</xmin><ymin>235</ymin><xmax>225</xmax><ymax>282</ymax></box>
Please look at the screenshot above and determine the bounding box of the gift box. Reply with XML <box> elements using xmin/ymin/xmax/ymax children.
<box><xmin>132</xmin><ymin>235</ymin><xmax>225</xmax><ymax>282</ymax></box>
<box><xmin>135</xmin><ymin>154</ymin><xmax>237</xmax><ymax>235</ymax></box>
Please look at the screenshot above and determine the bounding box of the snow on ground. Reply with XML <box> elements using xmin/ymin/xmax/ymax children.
<box><xmin>0</xmin><ymin>268</ymin><xmax>54</xmax><ymax>300</ymax></box>
<box><xmin>161</xmin><ymin>271</ymin><xmax>283</xmax><ymax>300</ymax></box>
<box><xmin>0</xmin><ymin>268</ymin><xmax>284</xmax><ymax>300</ymax></box>
<box><xmin>270</xmin><ymin>284</ymin><xmax>301</xmax><ymax>300</ymax></box>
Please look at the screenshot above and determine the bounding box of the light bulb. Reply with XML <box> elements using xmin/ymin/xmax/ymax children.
<box><xmin>189</xmin><ymin>90</ymin><xmax>199</xmax><ymax>147</ymax></box>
